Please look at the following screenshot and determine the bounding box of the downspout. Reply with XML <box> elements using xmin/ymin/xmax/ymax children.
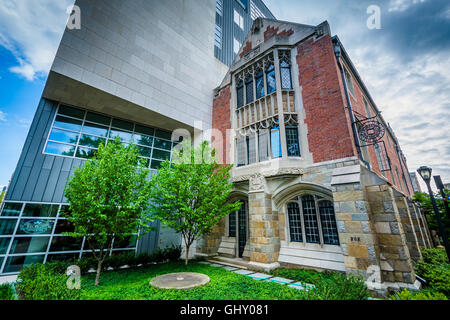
<box><xmin>333</xmin><ymin>42</ymin><xmax>366</xmax><ymax>167</ymax></box>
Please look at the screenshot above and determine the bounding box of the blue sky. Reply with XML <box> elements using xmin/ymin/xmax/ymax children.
<box><xmin>0</xmin><ymin>0</ymin><xmax>449</xmax><ymax>192</ymax></box>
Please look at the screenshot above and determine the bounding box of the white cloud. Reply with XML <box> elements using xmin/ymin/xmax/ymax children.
<box><xmin>0</xmin><ymin>110</ymin><xmax>6</xmax><ymax>121</ymax></box>
<box><xmin>388</xmin><ymin>0</ymin><xmax>427</xmax><ymax>12</ymax></box>
<box><xmin>0</xmin><ymin>0</ymin><xmax>74</xmax><ymax>80</ymax></box>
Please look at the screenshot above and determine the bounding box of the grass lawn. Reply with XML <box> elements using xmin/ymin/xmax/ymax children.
<box><xmin>79</xmin><ymin>262</ymin><xmax>314</xmax><ymax>300</ymax></box>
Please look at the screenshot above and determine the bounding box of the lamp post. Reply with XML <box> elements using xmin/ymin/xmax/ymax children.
<box><xmin>434</xmin><ymin>175</ymin><xmax>450</xmax><ymax>218</ymax></box>
<box><xmin>417</xmin><ymin>166</ymin><xmax>450</xmax><ymax>261</ymax></box>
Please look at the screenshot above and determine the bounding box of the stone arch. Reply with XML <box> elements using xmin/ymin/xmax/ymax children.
<box><xmin>272</xmin><ymin>181</ymin><xmax>333</xmax><ymax>210</ymax></box>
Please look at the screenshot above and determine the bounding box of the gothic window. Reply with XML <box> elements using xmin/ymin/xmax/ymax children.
<box><xmin>270</xmin><ymin>126</ymin><xmax>282</xmax><ymax>158</ymax></box>
<box><xmin>236</xmin><ymin>135</ymin><xmax>246</xmax><ymax>166</ymax></box>
<box><xmin>265</xmin><ymin>63</ymin><xmax>276</xmax><ymax>94</ymax></box>
<box><xmin>302</xmin><ymin>195</ymin><xmax>320</xmax><ymax>244</ymax></box>
<box><xmin>245</xmin><ymin>74</ymin><xmax>254</xmax><ymax>104</ymax></box>
<box><xmin>286</xmin><ymin>126</ymin><xmax>300</xmax><ymax>157</ymax></box>
<box><xmin>247</xmin><ymin>135</ymin><xmax>256</xmax><ymax>164</ymax></box>
<box><xmin>319</xmin><ymin>200</ymin><xmax>339</xmax><ymax>245</ymax></box>
<box><xmin>229</xmin><ymin>211</ymin><xmax>236</xmax><ymax>237</ymax></box>
<box><xmin>287</xmin><ymin>202</ymin><xmax>303</xmax><ymax>242</ymax></box>
<box><xmin>236</xmin><ymin>79</ymin><xmax>244</xmax><ymax>109</ymax></box>
<box><xmin>287</xmin><ymin>195</ymin><xmax>339</xmax><ymax>246</ymax></box>
<box><xmin>258</xmin><ymin>129</ymin><xmax>269</xmax><ymax>162</ymax></box>
<box><xmin>255</xmin><ymin>69</ymin><xmax>264</xmax><ymax>99</ymax></box>
<box><xmin>280</xmin><ymin>59</ymin><xmax>292</xmax><ymax>89</ymax></box>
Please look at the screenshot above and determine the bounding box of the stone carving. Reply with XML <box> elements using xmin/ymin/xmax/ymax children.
<box><xmin>232</xmin><ymin>168</ymin><xmax>305</xmax><ymax>184</ymax></box>
<box><xmin>250</xmin><ymin>173</ymin><xmax>265</xmax><ymax>192</ymax></box>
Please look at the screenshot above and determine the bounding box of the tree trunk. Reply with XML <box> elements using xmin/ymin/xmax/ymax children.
<box><xmin>95</xmin><ymin>260</ymin><xmax>103</xmax><ymax>286</ymax></box>
<box><xmin>185</xmin><ymin>245</ymin><xmax>190</xmax><ymax>265</ymax></box>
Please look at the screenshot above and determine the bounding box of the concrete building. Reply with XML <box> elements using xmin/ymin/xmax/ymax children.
<box><xmin>198</xmin><ymin>18</ymin><xmax>433</xmax><ymax>294</ymax></box>
<box><xmin>0</xmin><ymin>0</ymin><xmax>274</xmax><ymax>275</ymax></box>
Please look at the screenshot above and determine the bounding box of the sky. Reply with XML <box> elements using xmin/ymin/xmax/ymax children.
<box><xmin>0</xmin><ymin>0</ymin><xmax>449</xmax><ymax>192</ymax></box>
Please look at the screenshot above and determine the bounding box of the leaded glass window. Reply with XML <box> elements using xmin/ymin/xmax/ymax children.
<box><xmin>245</xmin><ymin>75</ymin><xmax>254</xmax><ymax>104</ymax></box>
<box><xmin>280</xmin><ymin>60</ymin><xmax>292</xmax><ymax>89</ymax></box>
<box><xmin>258</xmin><ymin>129</ymin><xmax>269</xmax><ymax>162</ymax></box>
<box><xmin>236</xmin><ymin>136</ymin><xmax>246</xmax><ymax>167</ymax></box>
<box><xmin>287</xmin><ymin>202</ymin><xmax>302</xmax><ymax>242</ymax></box>
<box><xmin>271</xmin><ymin>126</ymin><xmax>281</xmax><ymax>158</ymax></box>
<box><xmin>286</xmin><ymin>126</ymin><xmax>300</xmax><ymax>157</ymax></box>
<box><xmin>229</xmin><ymin>211</ymin><xmax>236</xmax><ymax>237</ymax></box>
<box><xmin>237</xmin><ymin>80</ymin><xmax>244</xmax><ymax>108</ymax></box>
<box><xmin>247</xmin><ymin>135</ymin><xmax>256</xmax><ymax>164</ymax></box>
<box><xmin>255</xmin><ymin>69</ymin><xmax>264</xmax><ymax>99</ymax></box>
<box><xmin>319</xmin><ymin>201</ymin><xmax>339</xmax><ymax>245</ymax></box>
<box><xmin>266</xmin><ymin>63</ymin><xmax>276</xmax><ymax>94</ymax></box>
<box><xmin>302</xmin><ymin>195</ymin><xmax>320</xmax><ymax>244</ymax></box>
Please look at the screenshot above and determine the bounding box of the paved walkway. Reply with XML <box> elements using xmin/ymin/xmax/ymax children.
<box><xmin>199</xmin><ymin>260</ymin><xmax>315</xmax><ymax>291</ymax></box>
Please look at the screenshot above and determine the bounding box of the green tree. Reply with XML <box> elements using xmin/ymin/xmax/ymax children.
<box><xmin>413</xmin><ymin>190</ymin><xmax>450</xmax><ymax>244</ymax></box>
<box><xmin>64</xmin><ymin>137</ymin><xmax>153</xmax><ymax>286</ymax></box>
<box><xmin>148</xmin><ymin>140</ymin><xmax>241</xmax><ymax>265</ymax></box>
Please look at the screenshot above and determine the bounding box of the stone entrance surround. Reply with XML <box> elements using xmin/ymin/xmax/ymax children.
<box><xmin>198</xmin><ymin>158</ymin><xmax>433</xmax><ymax>295</ymax></box>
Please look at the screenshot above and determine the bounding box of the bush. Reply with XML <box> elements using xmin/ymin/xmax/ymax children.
<box><xmin>391</xmin><ymin>289</ymin><xmax>448</xmax><ymax>300</ymax></box>
<box><xmin>0</xmin><ymin>283</ymin><xmax>16</xmax><ymax>300</ymax></box>
<box><xmin>415</xmin><ymin>248</ymin><xmax>450</xmax><ymax>296</ymax></box>
<box><xmin>271</xmin><ymin>268</ymin><xmax>368</xmax><ymax>300</ymax></box>
<box><xmin>16</xmin><ymin>263</ymin><xmax>80</xmax><ymax>300</ymax></box>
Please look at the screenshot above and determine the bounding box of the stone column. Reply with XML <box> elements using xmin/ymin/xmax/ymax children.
<box><xmin>395</xmin><ymin>196</ymin><xmax>422</xmax><ymax>262</ymax></box>
<box><xmin>368</xmin><ymin>185</ymin><xmax>418</xmax><ymax>289</ymax></box>
<box><xmin>248</xmin><ymin>174</ymin><xmax>280</xmax><ymax>271</ymax></box>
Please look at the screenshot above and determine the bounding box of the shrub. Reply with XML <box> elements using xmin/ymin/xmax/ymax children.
<box><xmin>391</xmin><ymin>289</ymin><xmax>448</xmax><ymax>300</ymax></box>
<box><xmin>0</xmin><ymin>283</ymin><xmax>16</xmax><ymax>300</ymax></box>
<box><xmin>16</xmin><ymin>263</ymin><xmax>80</xmax><ymax>300</ymax></box>
<box><xmin>163</xmin><ymin>245</ymin><xmax>182</xmax><ymax>262</ymax></box>
<box><xmin>415</xmin><ymin>248</ymin><xmax>450</xmax><ymax>296</ymax></box>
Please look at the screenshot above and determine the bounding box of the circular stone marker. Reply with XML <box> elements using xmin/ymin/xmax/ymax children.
<box><xmin>150</xmin><ymin>272</ymin><xmax>210</xmax><ymax>290</ymax></box>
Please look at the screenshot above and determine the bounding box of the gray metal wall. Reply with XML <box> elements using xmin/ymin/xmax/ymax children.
<box><xmin>215</xmin><ymin>0</ymin><xmax>275</xmax><ymax>66</ymax></box>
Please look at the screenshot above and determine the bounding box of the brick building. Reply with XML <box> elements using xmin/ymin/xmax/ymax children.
<box><xmin>198</xmin><ymin>18</ymin><xmax>433</xmax><ymax>294</ymax></box>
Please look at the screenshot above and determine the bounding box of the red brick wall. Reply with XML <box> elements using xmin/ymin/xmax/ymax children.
<box><xmin>264</xmin><ymin>26</ymin><xmax>294</xmax><ymax>42</ymax></box>
<box><xmin>296</xmin><ymin>35</ymin><xmax>356</xmax><ymax>163</ymax></box>
<box><xmin>212</xmin><ymin>86</ymin><xmax>231</xmax><ymax>165</ymax></box>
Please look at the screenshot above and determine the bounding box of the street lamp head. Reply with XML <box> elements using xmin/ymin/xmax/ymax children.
<box><xmin>417</xmin><ymin>166</ymin><xmax>432</xmax><ymax>182</ymax></box>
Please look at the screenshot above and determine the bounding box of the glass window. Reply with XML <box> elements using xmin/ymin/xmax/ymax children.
<box><xmin>17</xmin><ymin>219</ymin><xmax>55</xmax><ymax>235</ymax></box>
<box><xmin>0</xmin><ymin>219</ymin><xmax>17</xmax><ymax>235</ymax></box>
<box><xmin>137</xmin><ymin>146</ymin><xmax>152</xmax><ymax>158</ymax></box>
<box><xmin>255</xmin><ymin>69</ymin><xmax>264</xmax><ymax>99</ymax></box>
<box><xmin>258</xmin><ymin>129</ymin><xmax>269</xmax><ymax>162</ymax></box>
<box><xmin>3</xmin><ymin>255</ymin><xmax>45</xmax><ymax>273</ymax></box>
<box><xmin>54</xmin><ymin>219</ymin><xmax>75</xmax><ymax>234</ymax></box>
<box><xmin>344</xmin><ymin>68</ymin><xmax>355</xmax><ymax>97</ymax></box>
<box><xmin>247</xmin><ymin>135</ymin><xmax>256</xmax><ymax>164</ymax></box>
<box><xmin>75</xmin><ymin>147</ymin><xmax>97</xmax><ymax>159</ymax></box>
<box><xmin>82</xmin><ymin>122</ymin><xmax>109</xmax><ymax>137</ymax></box>
<box><xmin>85</xmin><ymin>112</ymin><xmax>110</xmax><ymax>126</ymax></box>
<box><xmin>152</xmin><ymin>149</ymin><xmax>171</xmax><ymax>161</ymax></box>
<box><xmin>287</xmin><ymin>202</ymin><xmax>302</xmax><ymax>242</ymax></box>
<box><xmin>245</xmin><ymin>75</ymin><xmax>254</xmax><ymax>104</ymax></box>
<box><xmin>10</xmin><ymin>237</ymin><xmax>50</xmax><ymax>254</ymax></box>
<box><xmin>266</xmin><ymin>63</ymin><xmax>276</xmax><ymax>94</ymax></box>
<box><xmin>150</xmin><ymin>160</ymin><xmax>163</xmax><ymax>170</ymax></box>
<box><xmin>22</xmin><ymin>204</ymin><xmax>58</xmax><ymax>217</ymax></box>
<box><xmin>53</xmin><ymin>116</ymin><xmax>83</xmax><ymax>132</ymax></box>
<box><xmin>133</xmin><ymin>134</ymin><xmax>153</xmax><ymax>147</ymax></box>
<box><xmin>58</xmin><ymin>105</ymin><xmax>85</xmax><ymax>119</ymax></box>
<box><xmin>112</xmin><ymin>119</ymin><xmax>133</xmax><ymax>131</ymax></box>
<box><xmin>48</xmin><ymin>128</ymin><xmax>79</xmax><ymax>144</ymax></box>
<box><xmin>0</xmin><ymin>237</ymin><xmax>11</xmax><ymax>254</ymax></box>
<box><xmin>280</xmin><ymin>60</ymin><xmax>292</xmax><ymax>89</ymax></box>
<box><xmin>234</xmin><ymin>37</ymin><xmax>241</xmax><ymax>54</ymax></box>
<box><xmin>50</xmin><ymin>236</ymin><xmax>82</xmax><ymax>252</ymax></box>
<box><xmin>113</xmin><ymin>235</ymin><xmax>137</xmax><ymax>249</ymax></box>
<box><xmin>45</xmin><ymin>142</ymin><xmax>76</xmax><ymax>157</ymax></box>
<box><xmin>302</xmin><ymin>195</ymin><xmax>320</xmax><ymax>244</ymax></box>
<box><xmin>155</xmin><ymin>129</ymin><xmax>172</xmax><ymax>140</ymax></box>
<box><xmin>109</xmin><ymin>128</ymin><xmax>133</xmax><ymax>142</ymax></box>
<box><xmin>214</xmin><ymin>24</ymin><xmax>222</xmax><ymax>49</ymax></box>
<box><xmin>135</xmin><ymin>124</ymin><xmax>154</xmax><ymax>137</ymax></box>
<box><xmin>1</xmin><ymin>203</ymin><xmax>23</xmax><ymax>217</ymax></box>
<box><xmin>319</xmin><ymin>201</ymin><xmax>340</xmax><ymax>245</ymax></box>
<box><xmin>286</xmin><ymin>127</ymin><xmax>301</xmax><ymax>157</ymax></box>
<box><xmin>78</xmin><ymin>134</ymin><xmax>106</xmax><ymax>148</ymax></box>
<box><xmin>236</xmin><ymin>136</ymin><xmax>246</xmax><ymax>167</ymax></box>
<box><xmin>216</xmin><ymin>0</ymin><xmax>223</xmax><ymax>16</ymax></box>
<box><xmin>271</xmin><ymin>126</ymin><xmax>282</xmax><ymax>158</ymax></box>
<box><xmin>234</xmin><ymin>9</ymin><xmax>244</xmax><ymax>29</ymax></box>
<box><xmin>46</xmin><ymin>253</ymin><xmax>79</xmax><ymax>262</ymax></box>
<box><xmin>236</xmin><ymin>80</ymin><xmax>244</xmax><ymax>108</ymax></box>
<box><xmin>229</xmin><ymin>211</ymin><xmax>236</xmax><ymax>237</ymax></box>
<box><xmin>153</xmin><ymin>138</ymin><xmax>172</xmax><ymax>151</ymax></box>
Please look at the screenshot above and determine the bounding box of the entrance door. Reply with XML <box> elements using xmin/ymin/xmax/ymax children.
<box><xmin>238</xmin><ymin>201</ymin><xmax>247</xmax><ymax>258</ymax></box>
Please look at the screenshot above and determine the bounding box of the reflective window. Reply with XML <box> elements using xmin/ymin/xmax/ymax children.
<box><xmin>287</xmin><ymin>202</ymin><xmax>302</xmax><ymax>242</ymax></box>
<box><xmin>265</xmin><ymin>63</ymin><xmax>276</xmax><ymax>94</ymax></box>
<box><xmin>237</xmin><ymin>80</ymin><xmax>244</xmax><ymax>108</ymax></box>
<box><xmin>0</xmin><ymin>238</ymin><xmax>11</xmax><ymax>254</ymax></box>
<box><xmin>255</xmin><ymin>69</ymin><xmax>264</xmax><ymax>99</ymax></box>
<box><xmin>16</xmin><ymin>219</ymin><xmax>55</xmax><ymax>235</ymax></box>
<box><xmin>10</xmin><ymin>237</ymin><xmax>50</xmax><ymax>254</ymax></box>
<box><xmin>50</xmin><ymin>236</ymin><xmax>82</xmax><ymax>252</ymax></box>
<box><xmin>0</xmin><ymin>220</ymin><xmax>18</xmax><ymax>235</ymax></box>
<box><xmin>22</xmin><ymin>204</ymin><xmax>58</xmax><ymax>217</ymax></box>
<box><xmin>245</xmin><ymin>75</ymin><xmax>254</xmax><ymax>104</ymax></box>
<box><xmin>1</xmin><ymin>203</ymin><xmax>22</xmax><ymax>217</ymax></box>
<box><xmin>153</xmin><ymin>138</ymin><xmax>172</xmax><ymax>151</ymax></box>
<box><xmin>53</xmin><ymin>116</ymin><xmax>82</xmax><ymax>132</ymax></box>
<box><xmin>319</xmin><ymin>201</ymin><xmax>340</xmax><ymax>245</ymax></box>
<box><xmin>286</xmin><ymin>127</ymin><xmax>301</xmax><ymax>157</ymax></box>
<box><xmin>280</xmin><ymin>60</ymin><xmax>292</xmax><ymax>89</ymax></box>
<box><xmin>3</xmin><ymin>255</ymin><xmax>45</xmax><ymax>273</ymax></box>
<box><xmin>49</xmin><ymin>129</ymin><xmax>79</xmax><ymax>144</ymax></box>
<box><xmin>271</xmin><ymin>126</ymin><xmax>282</xmax><ymax>158</ymax></box>
<box><xmin>82</xmin><ymin>122</ymin><xmax>109</xmax><ymax>137</ymax></box>
<box><xmin>302</xmin><ymin>195</ymin><xmax>320</xmax><ymax>244</ymax></box>
<box><xmin>45</xmin><ymin>142</ymin><xmax>76</xmax><ymax>157</ymax></box>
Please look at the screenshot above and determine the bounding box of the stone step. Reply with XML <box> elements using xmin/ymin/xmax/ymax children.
<box><xmin>206</xmin><ymin>257</ymin><xmax>249</xmax><ymax>270</ymax></box>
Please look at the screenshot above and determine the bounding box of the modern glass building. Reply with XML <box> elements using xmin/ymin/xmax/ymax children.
<box><xmin>0</xmin><ymin>0</ymin><xmax>275</xmax><ymax>275</ymax></box>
